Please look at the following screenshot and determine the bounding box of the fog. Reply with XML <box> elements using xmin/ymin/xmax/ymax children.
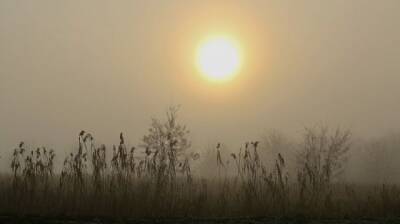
<box><xmin>1</xmin><ymin>1</ymin><xmax>400</xmax><ymax>175</ymax></box>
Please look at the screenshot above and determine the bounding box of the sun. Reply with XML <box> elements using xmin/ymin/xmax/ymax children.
<box><xmin>196</xmin><ymin>36</ymin><xmax>242</xmax><ymax>82</ymax></box>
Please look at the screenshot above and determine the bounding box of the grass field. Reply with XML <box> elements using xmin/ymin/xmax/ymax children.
<box><xmin>1</xmin><ymin>110</ymin><xmax>399</xmax><ymax>220</ymax></box>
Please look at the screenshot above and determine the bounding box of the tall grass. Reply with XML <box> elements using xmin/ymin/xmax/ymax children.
<box><xmin>1</xmin><ymin>110</ymin><xmax>400</xmax><ymax>218</ymax></box>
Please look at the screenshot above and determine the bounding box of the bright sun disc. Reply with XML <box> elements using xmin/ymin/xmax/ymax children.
<box><xmin>196</xmin><ymin>36</ymin><xmax>241</xmax><ymax>82</ymax></box>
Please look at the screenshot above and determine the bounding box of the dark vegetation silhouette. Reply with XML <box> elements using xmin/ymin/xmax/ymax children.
<box><xmin>1</xmin><ymin>107</ymin><xmax>400</xmax><ymax>219</ymax></box>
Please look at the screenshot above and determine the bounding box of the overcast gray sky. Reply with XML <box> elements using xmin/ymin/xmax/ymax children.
<box><xmin>1</xmin><ymin>1</ymin><xmax>400</xmax><ymax>168</ymax></box>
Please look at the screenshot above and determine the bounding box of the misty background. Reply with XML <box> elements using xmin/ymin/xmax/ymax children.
<box><xmin>1</xmin><ymin>1</ymin><xmax>400</xmax><ymax>180</ymax></box>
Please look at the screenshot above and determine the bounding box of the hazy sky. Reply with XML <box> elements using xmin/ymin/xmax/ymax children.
<box><xmin>1</xmin><ymin>1</ymin><xmax>400</xmax><ymax>165</ymax></box>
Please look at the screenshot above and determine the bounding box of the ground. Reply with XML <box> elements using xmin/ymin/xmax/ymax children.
<box><xmin>1</xmin><ymin>217</ymin><xmax>400</xmax><ymax>224</ymax></box>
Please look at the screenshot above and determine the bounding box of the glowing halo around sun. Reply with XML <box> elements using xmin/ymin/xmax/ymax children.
<box><xmin>196</xmin><ymin>36</ymin><xmax>242</xmax><ymax>82</ymax></box>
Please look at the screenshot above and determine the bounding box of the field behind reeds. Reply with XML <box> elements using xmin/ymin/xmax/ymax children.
<box><xmin>1</xmin><ymin>108</ymin><xmax>400</xmax><ymax>219</ymax></box>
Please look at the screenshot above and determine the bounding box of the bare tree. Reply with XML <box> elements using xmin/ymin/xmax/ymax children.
<box><xmin>141</xmin><ymin>106</ymin><xmax>191</xmax><ymax>181</ymax></box>
<box><xmin>297</xmin><ymin>126</ymin><xmax>351</xmax><ymax>191</ymax></box>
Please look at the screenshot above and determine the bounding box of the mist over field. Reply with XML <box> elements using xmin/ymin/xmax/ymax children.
<box><xmin>1</xmin><ymin>1</ymin><xmax>400</xmax><ymax>221</ymax></box>
<box><xmin>1</xmin><ymin>0</ymin><xmax>400</xmax><ymax>165</ymax></box>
